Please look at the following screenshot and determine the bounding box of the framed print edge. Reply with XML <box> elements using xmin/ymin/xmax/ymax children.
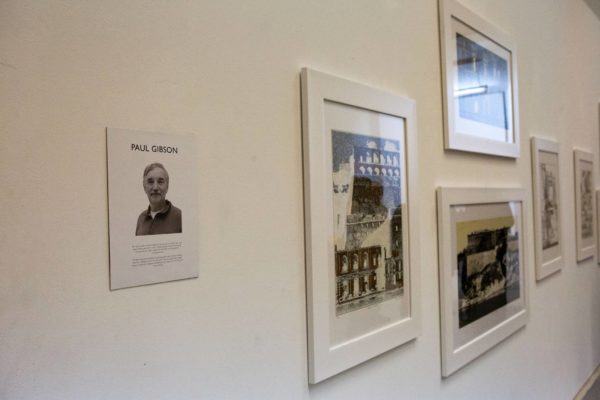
<box><xmin>597</xmin><ymin>190</ymin><xmax>600</xmax><ymax>265</ymax></box>
<box><xmin>574</xmin><ymin>149</ymin><xmax>596</xmax><ymax>262</ymax></box>
<box><xmin>436</xmin><ymin>187</ymin><xmax>528</xmax><ymax>377</ymax></box>
<box><xmin>301</xmin><ymin>68</ymin><xmax>420</xmax><ymax>384</ymax></box>
<box><xmin>438</xmin><ymin>0</ymin><xmax>520</xmax><ymax>158</ymax></box>
<box><xmin>530</xmin><ymin>137</ymin><xmax>562</xmax><ymax>280</ymax></box>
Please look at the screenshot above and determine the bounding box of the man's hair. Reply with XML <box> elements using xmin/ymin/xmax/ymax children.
<box><xmin>143</xmin><ymin>163</ymin><xmax>169</xmax><ymax>182</ymax></box>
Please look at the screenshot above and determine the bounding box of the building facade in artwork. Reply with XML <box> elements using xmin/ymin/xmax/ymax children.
<box><xmin>541</xmin><ymin>163</ymin><xmax>559</xmax><ymax>249</ymax></box>
<box><xmin>332</xmin><ymin>133</ymin><xmax>404</xmax><ymax>315</ymax></box>
<box><xmin>456</xmin><ymin>224</ymin><xmax>520</xmax><ymax>327</ymax></box>
<box><xmin>581</xmin><ymin>169</ymin><xmax>593</xmax><ymax>239</ymax></box>
<box><xmin>386</xmin><ymin>207</ymin><xmax>403</xmax><ymax>291</ymax></box>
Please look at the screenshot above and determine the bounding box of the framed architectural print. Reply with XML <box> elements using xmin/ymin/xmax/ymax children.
<box><xmin>574</xmin><ymin>150</ymin><xmax>596</xmax><ymax>262</ymax></box>
<box><xmin>437</xmin><ymin>187</ymin><xmax>527</xmax><ymax>377</ymax></box>
<box><xmin>531</xmin><ymin>137</ymin><xmax>562</xmax><ymax>280</ymax></box>
<box><xmin>301</xmin><ymin>68</ymin><xmax>420</xmax><ymax>383</ymax></box>
<box><xmin>439</xmin><ymin>0</ymin><xmax>520</xmax><ymax>158</ymax></box>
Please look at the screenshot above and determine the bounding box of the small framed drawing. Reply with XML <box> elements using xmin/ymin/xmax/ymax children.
<box><xmin>439</xmin><ymin>0</ymin><xmax>520</xmax><ymax>158</ymax></box>
<box><xmin>531</xmin><ymin>137</ymin><xmax>562</xmax><ymax>280</ymax></box>
<box><xmin>301</xmin><ymin>68</ymin><xmax>420</xmax><ymax>383</ymax></box>
<box><xmin>574</xmin><ymin>150</ymin><xmax>596</xmax><ymax>262</ymax></box>
<box><xmin>437</xmin><ymin>187</ymin><xmax>527</xmax><ymax>377</ymax></box>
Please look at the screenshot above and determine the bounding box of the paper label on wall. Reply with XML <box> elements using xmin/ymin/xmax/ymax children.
<box><xmin>107</xmin><ymin>128</ymin><xmax>199</xmax><ymax>289</ymax></box>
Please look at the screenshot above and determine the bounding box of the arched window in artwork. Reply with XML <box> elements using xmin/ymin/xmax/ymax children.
<box><xmin>359</xmin><ymin>276</ymin><xmax>366</xmax><ymax>294</ymax></box>
<box><xmin>337</xmin><ymin>281</ymin><xmax>343</xmax><ymax>302</ymax></box>
<box><xmin>343</xmin><ymin>280</ymin><xmax>350</xmax><ymax>299</ymax></box>
<box><xmin>350</xmin><ymin>278</ymin><xmax>357</xmax><ymax>296</ymax></box>
<box><xmin>373</xmin><ymin>152</ymin><xmax>379</xmax><ymax>164</ymax></box>
<box><xmin>369</xmin><ymin>272</ymin><xmax>376</xmax><ymax>290</ymax></box>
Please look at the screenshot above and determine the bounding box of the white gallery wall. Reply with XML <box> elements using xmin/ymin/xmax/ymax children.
<box><xmin>1</xmin><ymin>0</ymin><xmax>599</xmax><ymax>399</ymax></box>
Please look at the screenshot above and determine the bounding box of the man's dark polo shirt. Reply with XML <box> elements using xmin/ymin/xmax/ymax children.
<box><xmin>135</xmin><ymin>201</ymin><xmax>182</xmax><ymax>235</ymax></box>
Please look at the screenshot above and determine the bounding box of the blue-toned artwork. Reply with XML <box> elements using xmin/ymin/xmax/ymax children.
<box><xmin>456</xmin><ymin>33</ymin><xmax>509</xmax><ymax>129</ymax></box>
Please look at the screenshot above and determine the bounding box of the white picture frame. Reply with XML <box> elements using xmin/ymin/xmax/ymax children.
<box><xmin>531</xmin><ymin>137</ymin><xmax>562</xmax><ymax>280</ymax></box>
<box><xmin>437</xmin><ymin>187</ymin><xmax>528</xmax><ymax>377</ymax></box>
<box><xmin>574</xmin><ymin>149</ymin><xmax>596</xmax><ymax>262</ymax></box>
<box><xmin>301</xmin><ymin>68</ymin><xmax>420</xmax><ymax>384</ymax></box>
<box><xmin>597</xmin><ymin>190</ymin><xmax>600</xmax><ymax>265</ymax></box>
<box><xmin>439</xmin><ymin>0</ymin><xmax>520</xmax><ymax>158</ymax></box>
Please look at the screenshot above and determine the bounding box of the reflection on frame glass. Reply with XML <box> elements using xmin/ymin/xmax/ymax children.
<box><xmin>439</xmin><ymin>0</ymin><xmax>519</xmax><ymax>158</ymax></box>
<box><xmin>437</xmin><ymin>188</ymin><xmax>528</xmax><ymax>377</ymax></box>
<box><xmin>301</xmin><ymin>68</ymin><xmax>420</xmax><ymax>384</ymax></box>
<box><xmin>456</xmin><ymin>32</ymin><xmax>509</xmax><ymax>132</ymax></box>
<box><xmin>531</xmin><ymin>137</ymin><xmax>562</xmax><ymax>280</ymax></box>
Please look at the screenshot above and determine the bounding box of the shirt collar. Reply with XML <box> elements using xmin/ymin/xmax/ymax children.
<box><xmin>145</xmin><ymin>200</ymin><xmax>172</xmax><ymax>217</ymax></box>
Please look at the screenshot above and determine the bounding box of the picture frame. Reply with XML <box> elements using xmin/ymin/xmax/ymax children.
<box><xmin>301</xmin><ymin>68</ymin><xmax>420</xmax><ymax>384</ymax></box>
<box><xmin>574</xmin><ymin>149</ymin><xmax>596</xmax><ymax>262</ymax></box>
<box><xmin>439</xmin><ymin>0</ymin><xmax>520</xmax><ymax>158</ymax></box>
<box><xmin>437</xmin><ymin>187</ymin><xmax>528</xmax><ymax>377</ymax></box>
<box><xmin>530</xmin><ymin>137</ymin><xmax>562</xmax><ymax>280</ymax></box>
<box><xmin>597</xmin><ymin>190</ymin><xmax>600</xmax><ymax>265</ymax></box>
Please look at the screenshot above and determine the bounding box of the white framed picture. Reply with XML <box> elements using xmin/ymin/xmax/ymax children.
<box><xmin>439</xmin><ymin>0</ymin><xmax>520</xmax><ymax>158</ymax></box>
<box><xmin>301</xmin><ymin>68</ymin><xmax>420</xmax><ymax>383</ymax></box>
<box><xmin>437</xmin><ymin>187</ymin><xmax>528</xmax><ymax>377</ymax></box>
<box><xmin>574</xmin><ymin>149</ymin><xmax>596</xmax><ymax>262</ymax></box>
<box><xmin>531</xmin><ymin>137</ymin><xmax>562</xmax><ymax>280</ymax></box>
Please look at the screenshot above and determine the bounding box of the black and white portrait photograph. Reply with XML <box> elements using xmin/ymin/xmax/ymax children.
<box><xmin>332</xmin><ymin>130</ymin><xmax>403</xmax><ymax>316</ymax></box>
<box><xmin>136</xmin><ymin>162</ymin><xmax>182</xmax><ymax>236</ymax></box>
<box><xmin>107</xmin><ymin>128</ymin><xmax>198</xmax><ymax>290</ymax></box>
